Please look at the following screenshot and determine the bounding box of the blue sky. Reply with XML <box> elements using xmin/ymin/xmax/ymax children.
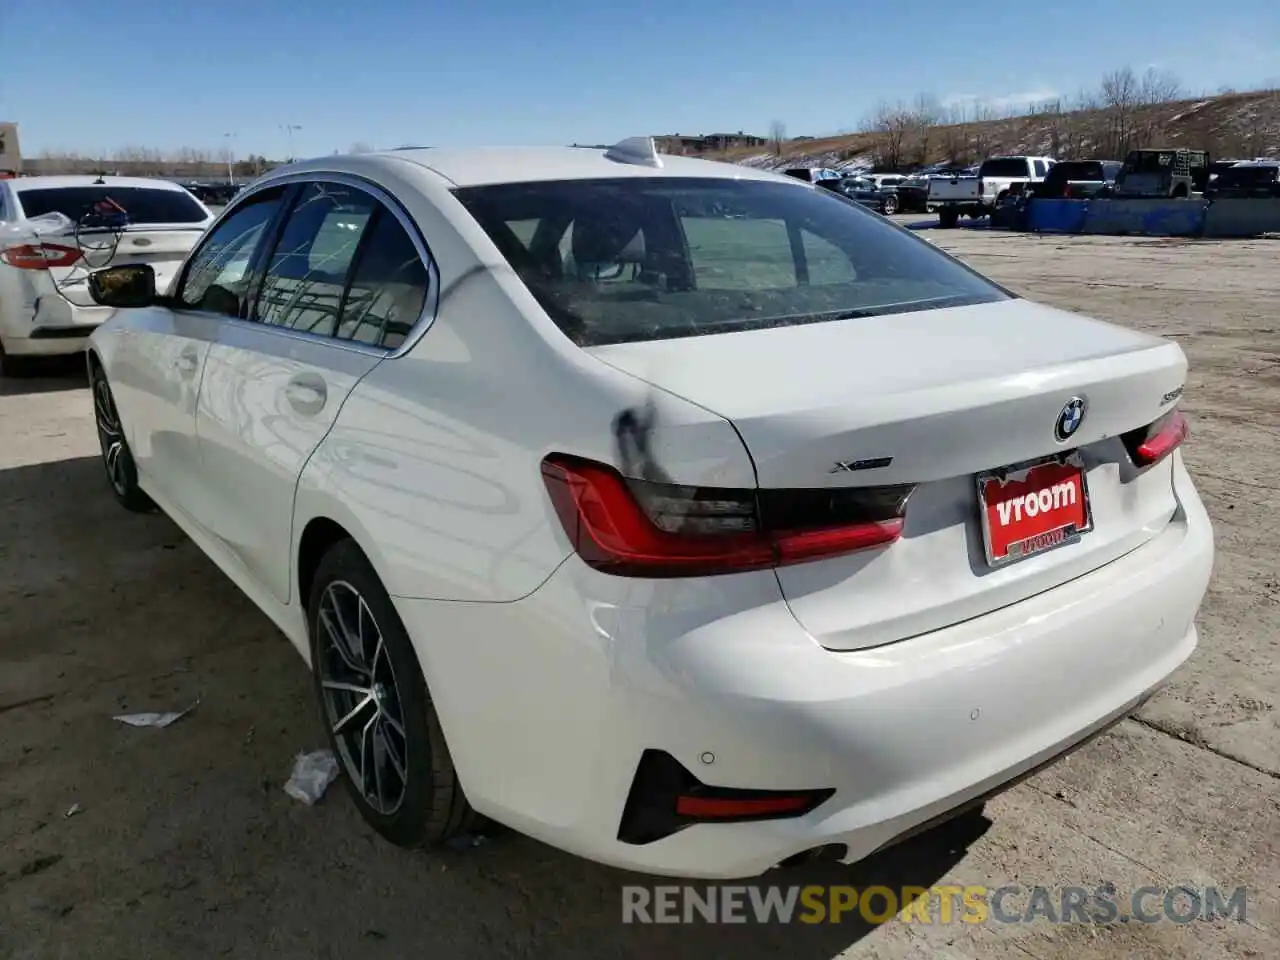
<box><xmin>2</xmin><ymin>0</ymin><xmax>1278</xmax><ymax>159</ymax></box>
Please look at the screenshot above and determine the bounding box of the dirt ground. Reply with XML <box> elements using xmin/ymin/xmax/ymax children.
<box><xmin>0</xmin><ymin>228</ymin><xmax>1277</xmax><ymax>959</ymax></box>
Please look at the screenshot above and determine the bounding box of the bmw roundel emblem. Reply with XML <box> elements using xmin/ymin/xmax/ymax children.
<box><xmin>1055</xmin><ymin>396</ymin><xmax>1087</xmax><ymax>442</ymax></box>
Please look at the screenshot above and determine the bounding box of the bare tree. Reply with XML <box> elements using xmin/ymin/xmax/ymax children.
<box><xmin>1099</xmin><ymin>67</ymin><xmax>1141</xmax><ymax>155</ymax></box>
<box><xmin>768</xmin><ymin>120</ymin><xmax>787</xmax><ymax>156</ymax></box>
<box><xmin>1139</xmin><ymin>67</ymin><xmax>1182</xmax><ymax>106</ymax></box>
<box><xmin>867</xmin><ymin>101</ymin><xmax>913</xmax><ymax>170</ymax></box>
<box><xmin>912</xmin><ymin>94</ymin><xmax>941</xmax><ymax>166</ymax></box>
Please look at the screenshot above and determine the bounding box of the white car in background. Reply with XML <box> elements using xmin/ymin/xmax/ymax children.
<box><xmin>84</xmin><ymin>139</ymin><xmax>1212</xmax><ymax>879</ymax></box>
<box><xmin>0</xmin><ymin>175</ymin><xmax>212</xmax><ymax>375</ymax></box>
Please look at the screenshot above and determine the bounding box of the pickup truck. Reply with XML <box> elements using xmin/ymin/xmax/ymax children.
<box><xmin>928</xmin><ymin>155</ymin><xmax>1056</xmax><ymax>227</ymax></box>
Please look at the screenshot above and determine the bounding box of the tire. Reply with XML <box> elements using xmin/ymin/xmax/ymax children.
<box><xmin>308</xmin><ymin>539</ymin><xmax>477</xmax><ymax>847</ymax></box>
<box><xmin>882</xmin><ymin>194</ymin><xmax>899</xmax><ymax>215</ymax></box>
<box><xmin>89</xmin><ymin>362</ymin><xmax>156</xmax><ymax>513</ymax></box>
<box><xmin>938</xmin><ymin>208</ymin><xmax>960</xmax><ymax>229</ymax></box>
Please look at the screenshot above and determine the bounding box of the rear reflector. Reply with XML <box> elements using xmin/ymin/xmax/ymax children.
<box><xmin>541</xmin><ymin>453</ymin><xmax>912</xmax><ymax>578</ymax></box>
<box><xmin>0</xmin><ymin>242</ymin><xmax>83</xmax><ymax>270</ymax></box>
<box><xmin>618</xmin><ymin>749</ymin><xmax>834</xmax><ymax>845</ymax></box>
<box><xmin>1123</xmin><ymin>410</ymin><xmax>1189</xmax><ymax>467</ymax></box>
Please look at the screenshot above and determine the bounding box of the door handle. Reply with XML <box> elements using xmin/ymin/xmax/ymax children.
<box><xmin>175</xmin><ymin>350</ymin><xmax>199</xmax><ymax>377</ymax></box>
<box><xmin>284</xmin><ymin>373</ymin><xmax>328</xmax><ymax>416</ymax></box>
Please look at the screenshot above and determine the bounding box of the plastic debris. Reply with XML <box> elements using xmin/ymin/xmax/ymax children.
<box><xmin>284</xmin><ymin>750</ymin><xmax>339</xmax><ymax>805</ymax></box>
<box><xmin>112</xmin><ymin>699</ymin><xmax>199</xmax><ymax>729</ymax></box>
<box><xmin>64</xmin><ymin>803</ymin><xmax>82</xmax><ymax>819</ymax></box>
<box><xmin>444</xmin><ymin>832</ymin><xmax>488</xmax><ymax>851</ymax></box>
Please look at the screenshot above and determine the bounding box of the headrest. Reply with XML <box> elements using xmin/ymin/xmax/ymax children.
<box><xmin>571</xmin><ymin>215</ymin><xmax>646</xmax><ymax>265</ymax></box>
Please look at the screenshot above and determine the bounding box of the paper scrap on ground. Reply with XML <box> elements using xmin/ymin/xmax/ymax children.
<box><xmin>64</xmin><ymin>803</ymin><xmax>82</xmax><ymax>819</ymax></box>
<box><xmin>112</xmin><ymin>699</ymin><xmax>200</xmax><ymax>729</ymax></box>
<box><xmin>284</xmin><ymin>750</ymin><xmax>340</xmax><ymax>805</ymax></box>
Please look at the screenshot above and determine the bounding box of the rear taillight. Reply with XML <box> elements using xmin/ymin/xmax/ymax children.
<box><xmin>1122</xmin><ymin>410</ymin><xmax>1189</xmax><ymax>467</ymax></box>
<box><xmin>978</xmin><ymin>180</ymin><xmax>985</xmax><ymax>196</ymax></box>
<box><xmin>540</xmin><ymin>453</ymin><xmax>912</xmax><ymax>578</ymax></box>
<box><xmin>0</xmin><ymin>242</ymin><xmax>83</xmax><ymax>270</ymax></box>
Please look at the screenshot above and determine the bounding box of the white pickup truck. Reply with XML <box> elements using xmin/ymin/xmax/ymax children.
<box><xmin>928</xmin><ymin>156</ymin><xmax>1056</xmax><ymax>227</ymax></box>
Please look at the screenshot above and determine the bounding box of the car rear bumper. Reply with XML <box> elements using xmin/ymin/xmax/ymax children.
<box><xmin>393</xmin><ymin>454</ymin><xmax>1213</xmax><ymax>878</ymax></box>
<box><xmin>2</xmin><ymin>296</ymin><xmax>112</xmax><ymax>355</ymax></box>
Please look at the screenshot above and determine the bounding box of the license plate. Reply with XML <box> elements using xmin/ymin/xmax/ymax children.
<box><xmin>976</xmin><ymin>453</ymin><xmax>1092</xmax><ymax>567</ymax></box>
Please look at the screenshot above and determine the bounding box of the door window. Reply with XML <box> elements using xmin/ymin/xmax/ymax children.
<box><xmin>1033</xmin><ymin>160</ymin><xmax>1048</xmax><ymax>177</ymax></box>
<box><xmin>176</xmin><ymin>188</ymin><xmax>285</xmax><ymax>316</ymax></box>
<box><xmin>337</xmin><ymin>210</ymin><xmax>430</xmax><ymax>349</ymax></box>
<box><xmin>254</xmin><ymin>182</ymin><xmax>377</xmax><ymax>337</ymax></box>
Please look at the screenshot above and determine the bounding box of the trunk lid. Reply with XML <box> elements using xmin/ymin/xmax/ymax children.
<box><xmin>47</xmin><ymin>225</ymin><xmax>205</xmax><ymax>298</ymax></box>
<box><xmin>588</xmin><ymin>299</ymin><xmax>1188</xmax><ymax>650</ymax></box>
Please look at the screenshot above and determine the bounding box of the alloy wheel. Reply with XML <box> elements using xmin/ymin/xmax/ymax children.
<box><xmin>316</xmin><ymin>580</ymin><xmax>410</xmax><ymax>816</ymax></box>
<box><xmin>92</xmin><ymin>373</ymin><xmax>128</xmax><ymax>496</ymax></box>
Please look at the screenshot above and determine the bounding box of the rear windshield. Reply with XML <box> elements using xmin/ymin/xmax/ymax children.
<box><xmin>979</xmin><ymin>158</ymin><xmax>1030</xmax><ymax>178</ymax></box>
<box><xmin>1046</xmin><ymin>161</ymin><xmax>1104</xmax><ymax>183</ymax></box>
<box><xmin>1214</xmin><ymin>166</ymin><xmax>1279</xmax><ymax>187</ymax></box>
<box><xmin>15</xmin><ymin>186</ymin><xmax>209</xmax><ymax>225</ymax></box>
<box><xmin>453</xmin><ymin>177</ymin><xmax>1007</xmax><ymax>347</ymax></box>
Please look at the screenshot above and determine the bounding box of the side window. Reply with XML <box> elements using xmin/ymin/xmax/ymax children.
<box><xmin>802</xmin><ymin>231</ymin><xmax>858</xmax><ymax>285</ymax></box>
<box><xmin>337</xmin><ymin>209</ymin><xmax>430</xmax><ymax>350</ymax></box>
<box><xmin>684</xmin><ymin>217</ymin><xmax>857</xmax><ymax>290</ymax></box>
<box><xmin>254</xmin><ymin>182</ymin><xmax>377</xmax><ymax>337</ymax></box>
<box><xmin>177</xmin><ymin>188</ymin><xmax>285</xmax><ymax>315</ymax></box>
<box><xmin>1033</xmin><ymin>160</ymin><xmax>1048</xmax><ymax>177</ymax></box>
<box><xmin>683</xmin><ymin>217</ymin><xmax>794</xmax><ymax>289</ymax></box>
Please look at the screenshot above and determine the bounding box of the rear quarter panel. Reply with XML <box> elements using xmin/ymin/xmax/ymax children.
<box><xmin>293</xmin><ymin>165</ymin><xmax>759</xmax><ymax>602</ymax></box>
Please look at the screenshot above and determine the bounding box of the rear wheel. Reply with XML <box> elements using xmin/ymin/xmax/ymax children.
<box><xmin>881</xmin><ymin>194</ymin><xmax>899</xmax><ymax>215</ymax></box>
<box><xmin>89</xmin><ymin>362</ymin><xmax>155</xmax><ymax>513</ymax></box>
<box><xmin>938</xmin><ymin>208</ymin><xmax>960</xmax><ymax>228</ymax></box>
<box><xmin>308</xmin><ymin>539</ymin><xmax>478</xmax><ymax>847</ymax></box>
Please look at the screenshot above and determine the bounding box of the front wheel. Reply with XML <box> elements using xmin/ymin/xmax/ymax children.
<box><xmin>309</xmin><ymin>539</ymin><xmax>478</xmax><ymax>847</ymax></box>
<box><xmin>881</xmin><ymin>195</ymin><xmax>899</xmax><ymax>215</ymax></box>
<box><xmin>90</xmin><ymin>363</ymin><xmax>155</xmax><ymax>513</ymax></box>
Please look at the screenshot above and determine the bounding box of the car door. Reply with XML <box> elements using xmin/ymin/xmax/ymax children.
<box><xmin>113</xmin><ymin>186</ymin><xmax>289</xmax><ymax>506</ymax></box>
<box><xmin>191</xmin><ymin>177</ymin><xmax>431</xmax><ymax>605</ymax></box>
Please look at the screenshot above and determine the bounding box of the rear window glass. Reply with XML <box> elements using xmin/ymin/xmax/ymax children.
<box><xmin>453</xmin><ymin>177</ymin><xmax>1007</xmax><ymax>347</ymax></box>
<box><xmin>1214</xmin><ymin>166</ymin><xmax>1279</xmax><ymax>187</ymax></box>
<box><xmin>14</xmin><ymin>186</ymin><xmax>208</xmax><ymax>225</ymax></box>
<box><xmin>1047</xmin><ymin>162</ymin><xmax>1104</xmax><ymax>183</ymax></box>
<box><xmin>979</xmin><ymin>158</ymin><xmax>1030</xmax><ymax>178</ymax></box>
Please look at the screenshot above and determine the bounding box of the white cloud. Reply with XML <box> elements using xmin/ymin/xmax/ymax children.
<box><xmin>941</xmin><ymin>88</ymin><xmax>1061</xmax><ymax>111</ymax></box>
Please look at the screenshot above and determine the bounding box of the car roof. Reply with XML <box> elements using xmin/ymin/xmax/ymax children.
<box><xmin>326</xmin><ymin>143</ymin><xmax>799</xmax><ymax>189</ymax></box>
<box><xmin>7</xmin><ymin>175</ymin><xmax>191</xmax><ymax>193</ymax></box>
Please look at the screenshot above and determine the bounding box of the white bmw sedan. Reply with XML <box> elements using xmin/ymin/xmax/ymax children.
<box><xmin>85</xmin><ymin>139</ymin><xmax>1213</xmax><ymax>879</ymax></box>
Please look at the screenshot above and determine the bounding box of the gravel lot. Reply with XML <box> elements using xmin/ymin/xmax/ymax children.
<box><xmin>1</xmin><ymin>226</ymin><xmax>1277</xmax><ymax>959</ymax></box>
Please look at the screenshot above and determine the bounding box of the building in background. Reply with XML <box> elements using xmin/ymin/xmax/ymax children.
<box><xmin>0</xmin><ymin>123</ymin><xmax>20</xmax><ymax>178</ymax></box>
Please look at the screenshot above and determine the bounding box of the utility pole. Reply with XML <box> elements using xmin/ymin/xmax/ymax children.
<box><xmin>223</xmin><ymin>132</ymin><xmax>236</xmax><ymax>185</ymax></box>
<box><xmin>280</xmin><ymin>124</ymin><xmax>302</xmax><ymax>162</ymax></box>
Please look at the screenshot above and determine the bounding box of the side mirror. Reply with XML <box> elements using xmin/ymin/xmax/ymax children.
<box><xmin>88</xmin><ymin>263</ymin><xmax>157</xmax><ymax>308</ymax></box>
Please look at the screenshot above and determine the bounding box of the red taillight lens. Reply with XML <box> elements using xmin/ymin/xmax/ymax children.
<box><xmin>0</xmin><ymin>242</ymin><xmax>83</xmax><ymax>270</ymax></box>
<box><xmin>540</xmin><ymin>454</ymin><xmax>912</xmax><ymax>578</ymax></box>
<box><xmin>1122</xmin><ymin>410</ymin><xmax>1189</xmax><ymax>467</ymax></box>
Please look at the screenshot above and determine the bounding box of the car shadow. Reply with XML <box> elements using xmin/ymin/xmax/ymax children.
<box><xmin>0</xmin><ymin>451</ymin><xmax>992</xmax><ymax>958</ymax></box>
<box><xmin>440</xmin><ymin>809</ymin><xmax>992</xmax><ymax>956</ymax></box>
<box><xmin>1</xmin><ymin>355</ymin><xmax>89</xmax><ymax>396</ymax></box>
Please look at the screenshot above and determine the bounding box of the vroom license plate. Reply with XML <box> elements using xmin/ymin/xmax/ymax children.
<box><xmin>977</xmin><ymin>454</ymin><xmax>1093</xmax><ymax>567</ymax></box>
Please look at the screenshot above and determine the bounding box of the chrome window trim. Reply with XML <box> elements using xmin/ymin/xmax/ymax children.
<box><xmin>175</xmin><ymin>170</ymin><xmax>440</xmax><ymax>360</ymax></box>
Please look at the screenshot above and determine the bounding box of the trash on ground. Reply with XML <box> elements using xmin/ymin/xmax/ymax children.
<box><xmin>284</xmin><ymin>750</ymin><xmax>339</xmax><ymax>805</ymax></box>
<box><xmin>444</xmin><ymin>832</ymin><xmax>488</xmax><ymax>851</ymax></box>
<box><xmin>112</xmin><ymin>699</ymin><xmax>200</xmax><ymax>729</ymax></box>
<box><xmin>64</xmin><ymin>803</ymin><xmax>81</xmax><ymax>819</ymax></box>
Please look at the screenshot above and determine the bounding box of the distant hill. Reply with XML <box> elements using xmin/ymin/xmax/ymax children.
<box><xmin>712</xmin><ymin>89</ymin><xmax>1280</xmax><ymax>173</ymax></box>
